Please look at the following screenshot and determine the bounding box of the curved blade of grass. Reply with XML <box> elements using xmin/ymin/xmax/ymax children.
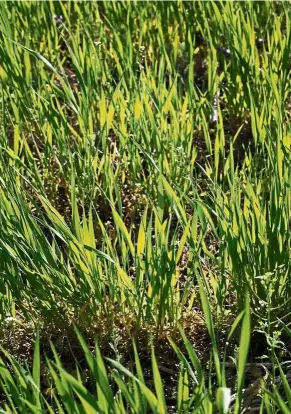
<box><xmin>234</xmin><ymin>292</ymin><xmax>251</xmax><ymax>414</ymax></box>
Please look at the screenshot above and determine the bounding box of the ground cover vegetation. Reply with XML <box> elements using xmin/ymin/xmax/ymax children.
<box><xmin>1</xmin><ymin>1</ymin><xmax>291</xmax><ymax>412</ymax></box>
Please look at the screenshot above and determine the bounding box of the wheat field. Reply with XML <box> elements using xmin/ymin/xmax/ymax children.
<box><xmin>1</xmin><ymin>1</ymin><xmax>291</xmax><ymax>412</ymax></box>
